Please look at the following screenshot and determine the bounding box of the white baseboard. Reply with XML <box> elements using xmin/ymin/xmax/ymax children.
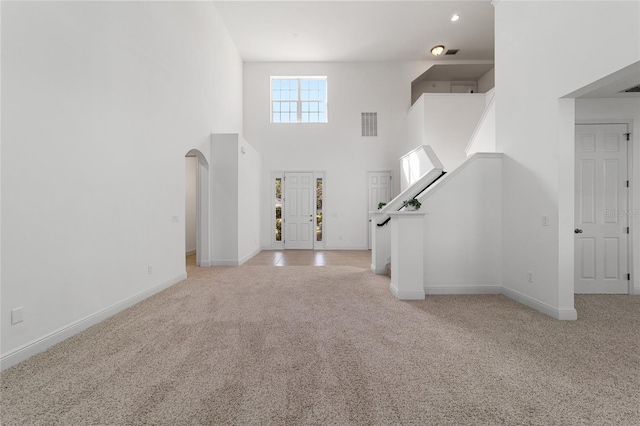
<box><xmin>200</xmin><ymin>260</ymin><xmax>211</xmax><ymax>267</ymax></box>
<box><xmin>390</xmin><ymin>282</ymin><xmax>425</xmax><ymax>300</ymax></box>
<box><xmin>424</xmin><ymin>285</ymin><xmax>501</xmax><ymax>295</ymax></box>
<box><xmin>323</xmin><ymin>246</ymin><xmax>369</xmax><ymax>251</ymax></box>
<box><xmin>238</xmin><ymin>248</ymin><xmax>261</xmax><ymax>265</ymax></box>
<box><xmin>501</xmin><ymin>287</ymin><xmax>577</xmax><ymax>320</ymax></box>
<box><xmin>0</xmin><ymin>272</ymin><xmax>187</xmax><ymax>371</ymax></box>
<box><xmin>212</xmin><ymin>260</ymin><xmax>240</xmax><ymax>266</ymax></box>
<box><xmin>373</xmin><ymin>265</ymin><xmax>387</xmax><ymax>275</ymax></box>
<box><xmin>390</xmin><ymin>282</ymin><xmax>399</xmax><ymax>297</ymax></box>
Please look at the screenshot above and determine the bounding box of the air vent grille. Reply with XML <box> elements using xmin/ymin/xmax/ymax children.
<box><xmin>362</xmin><ymin>112</ymin><xmax>377</xmax><ymax>137</ymax></box>
<box><xmin>620</xmin><ymin>84</ymin><xmax>640</xmax><ymax>93</ymax></box>
<box><xmin>445</xmin><ymin>49</ymin><xmax>459</xmax><ymax>55</ymax></box>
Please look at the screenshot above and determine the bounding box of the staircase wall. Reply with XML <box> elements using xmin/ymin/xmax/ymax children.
<box><xmin>418</xmin><ymin>154</ymin><xmax>503</xmax><ymax>293</ymax></box>
<box><xmin>407</xmin><ymin>93</ymin><xmax>486</xmax><ymax>171</ymax></box>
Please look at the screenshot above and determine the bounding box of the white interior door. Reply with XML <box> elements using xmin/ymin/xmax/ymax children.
<box><xmin>575</xmin><ymin>124</ymin><xmax>629</xmax><ymax>294</ymax></box>
<box><xmin>368</xmin><ymin>171</ymin><xmax>392</xmax><ymax>249</ymax></box>
<box><xmin>284</xmin><ymin>172</ymin><xmax>314</xmax><ymax>249</ymax></box>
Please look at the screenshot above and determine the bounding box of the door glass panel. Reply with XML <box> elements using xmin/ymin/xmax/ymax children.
<box><xmin>316</xmin><ymin>178</ymin><xmax>323</xmax><ymax>242</ymax></box>
<box><xmin>275</xmin><ymin>178</ymin><xmax>282</xmax><ymax>242</ymax></box>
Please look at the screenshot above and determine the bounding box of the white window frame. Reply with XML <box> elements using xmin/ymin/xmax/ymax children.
<box><xmin>270</xmin><ymin>76</ymin><xmax>328</xmax><ymax>124</ymax></box>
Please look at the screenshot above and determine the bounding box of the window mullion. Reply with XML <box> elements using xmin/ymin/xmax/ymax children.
<box><xmin>297</xmin><ymin>78</ymin><xmax>302</xmax><ymax>122</ymax></box>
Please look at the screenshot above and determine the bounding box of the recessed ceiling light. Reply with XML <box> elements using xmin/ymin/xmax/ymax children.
<box><xmin>451</xmin><ymin>14</ymin><xmax>460</xmax><ymax>22</ymax></box>
<box><xmin>431</xmin><ymin>45</ymin><xmax>445</xmax><ymax>56</ymax></box>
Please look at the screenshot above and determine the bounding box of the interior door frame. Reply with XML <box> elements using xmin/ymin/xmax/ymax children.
<box><xmin>271</xmin><ymin>170</ymin><xmax>325</xmax><ymax>250</ymax></box>
<box><xmin>367</xmin><ymin>170</ymin><xmax>393</xmax><ymax>250</ymax></box>
<box><xmin>575</xmin><ymin>119</ymin><xmax>634</xmax><ymax>294</ymax></box>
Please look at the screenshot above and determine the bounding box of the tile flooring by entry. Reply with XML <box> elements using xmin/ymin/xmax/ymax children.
<box><xmin>187</xmin><ymin>250</ymin><xmax>371</xmax><ymax>269</ymax></box>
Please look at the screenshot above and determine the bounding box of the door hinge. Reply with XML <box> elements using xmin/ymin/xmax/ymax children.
<box><xmin>627</xmin><ymin>180</ymin><xmax>630</xmax><ymax>188</ymax></box>
<box><xmin>623</xmin><ymin>133</ymin><xmax>630</xmax><ymax>141</ymax></box>
<box><xmin>628</xmin><ymin>273</ymin><xmax>631</xmax><ymax>281</ymax></box>
<box><xmin>627</xmin><ymin>227</ymin><xmax>630</xmax><ymax>234</ymax></box>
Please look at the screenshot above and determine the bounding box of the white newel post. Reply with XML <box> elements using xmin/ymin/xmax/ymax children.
<box><xmin>389</xmin><ymin>211</ymin><xmax>425</xmax><ymax>300</ymax></box>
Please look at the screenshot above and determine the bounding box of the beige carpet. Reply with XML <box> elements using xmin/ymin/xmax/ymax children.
<box><xmin>1</xmin><ymin>264</ymin><xmax>639</xmax><ymax>425</ymax></box>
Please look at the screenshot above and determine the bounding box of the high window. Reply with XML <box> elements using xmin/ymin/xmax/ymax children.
<box><xmin>271</xmin><ymin>77</ymin><xmax>327</xmax><ymax>123</ymax></box>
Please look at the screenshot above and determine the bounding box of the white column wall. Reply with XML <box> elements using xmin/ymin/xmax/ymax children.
<box><xmin>1</xmin><ymin>2</ymin><xmax>243</xmax><ymax>365</ymax></box>
<box><xmin>495</xmin><ymin>0</ymin><xmax>640</xmax><ymax>318</ymax></box>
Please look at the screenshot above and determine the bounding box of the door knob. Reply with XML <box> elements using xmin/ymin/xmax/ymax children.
<box><xmin>574</xmin><ymin>228</ymin><xmax>583</xmax><ymax>234</ymax></box>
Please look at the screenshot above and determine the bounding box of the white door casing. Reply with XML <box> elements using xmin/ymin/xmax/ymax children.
<box><xmin>575</xmin><ymin>124</ymin><xmax>629</xmax><ymax>294</ymax></box>
<box><xmin>368</xmin><ymin>171</ymin><xmax>392</xmax><ymax>249</ymax></box>
<box><xmin>284</xmin><ymin>172</ymin><xmax>315</xmax><ymax>249</ymax></box>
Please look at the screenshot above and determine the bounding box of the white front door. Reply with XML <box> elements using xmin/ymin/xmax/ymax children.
<box><xmin>368</xmin><ymin>171</ymin><xmax>392</xmax><ymax>249</ymax></box>
<box><xmin>284</xmin><ymin>172</ymin><xmax>314</xmax><ymax>249</ymax></box>
<box><xmin>575</xmin><ymin>124</ymin><xmax>629</xmax><ymax>294</ymax></box>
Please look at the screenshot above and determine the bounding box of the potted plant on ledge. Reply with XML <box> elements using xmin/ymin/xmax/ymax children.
<box><xmin>402</xmin><ymin>199</ymin><xmax>421</xmax><ymax>211</ymax></box>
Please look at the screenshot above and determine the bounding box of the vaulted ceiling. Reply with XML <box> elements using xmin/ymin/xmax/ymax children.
<box><xmin>213</xmin><ymin>1</ymin><xmax>495</xmax><ymax>62</ymax></box>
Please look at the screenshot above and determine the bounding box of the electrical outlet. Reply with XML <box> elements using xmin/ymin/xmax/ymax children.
<box><xmin>527</xmin><ymin>271</ymin><xmax>533</xmax><ymax>282</ymax></box>
<box><xmin>11</xmin><ymin>307</ymin><xmax>24</xmax><ymax>325</ymax></box>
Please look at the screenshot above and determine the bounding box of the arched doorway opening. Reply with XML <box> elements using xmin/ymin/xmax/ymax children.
<box><xmin>185</xmin><ymin>149</ymin><xmax>210</xmax><ymax>267</ymax></box>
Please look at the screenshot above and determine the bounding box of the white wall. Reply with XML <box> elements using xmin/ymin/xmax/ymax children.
<box><xmin>244</xmin><ymin>61</ymin><xmax>430</xmax><ymax>250</ymax></box>
<box><xmin>1</xmin><ymin>2</ymin><xmax>244</xmax><ymax>366</ymax></box>
<box><xmin>495</xmin><ymin>0</ymin><xmax>640</xmax><ymax>318</ymax></box>
<box><xmin>211</xmin><ymin>134</ymin><xmax>261</xmax><ymax>265</ymax></box>
<box><xmin>419</xmin><ymin>154</ymin><xmax>502</xmax><ymax>294</ymax></box>
<box><xmin>466</xmin><ymin>91</ymin><xmax>496</xmax><ymax>156</ymax></box>
<box><xmin>408</xmin><ymin>94</ymin><xmax>487</xmax><ymax>171</ymax></box>
<box><xmin>185</xmin><ymin>157</ymin><xmax>198</xmax><ymax>255</ymax></box>
<box><xmin>238</xmin><ymin>138</ymin><xmax>262</xmax><ymax>264</ymax></box>
<box><xmin>411</xmin><ymin>80</ymin><xmax>478</xmax><ymax>104</ymax></box>
<box><xmin>575</xmin><ymin>98</ymin><xmax>640</xmax><ymax>294</ymax></box>
<box><xmin>477</xmin><ymin>68</ymin><xmax>495</xmax><ymax>94</ymax></box>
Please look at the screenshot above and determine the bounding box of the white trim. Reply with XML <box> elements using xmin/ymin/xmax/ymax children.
<box><xmin>238</xmin><ymin>248</ymin><xmax>261</xmax><ymax>266</ymax></box>
<box><xmin>212</xmin><ymin>260</ymin><xmax>240</xmax><ymax>266</ymax></box>
<box><xmin>390</xmin><ymin>283</ymin><xmax>425</xmax><ymax>300</ymax></box>
<box><xmin>501</xmin><ymin>287</ymin><xmax>578</xmax><ymax>320</ymax></box>
<box><xmin>323</xmin><ymin>246</ymin><xmax>369</xmax><ymax>251</ymax></box>
<box><xmin>417</xmin><ymin>153</ymin><xmax>503</xmax><ymax>201</ymax></box>
<box><xmin>424</xmin><ymin>285</ymin><xmax>501</xmax><ymax>295</ymax></box>
<box><xmin>0</xmin><ymin>272</ymin><xmax>188</xmax><ymax>371</ymax></box>
<box><xmin>575</xmin><ymin>120</ymin><xmax>634</xmax><ymax>295</ymax></box>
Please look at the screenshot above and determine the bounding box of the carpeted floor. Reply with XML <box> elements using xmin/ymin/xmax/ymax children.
<box><xmin>1</xmin><ymin>259</ymin><xmax>639</xmax><ymax>425</ymax></box>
